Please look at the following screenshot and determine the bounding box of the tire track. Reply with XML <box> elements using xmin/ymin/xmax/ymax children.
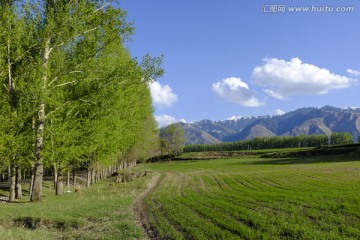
<box><xmin>133</xmin><ymin>173</ymin><xmax>161</xmax><ymax>240</ymax></box>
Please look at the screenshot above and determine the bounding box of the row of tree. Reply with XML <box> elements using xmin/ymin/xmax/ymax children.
<box><xmin>0</xmin><ymin>1</ymin><xmax>162</xmax><ymax>202</ymax></box>
<box><xmin>184</xmin><ymin>132</ymin><xmax>354</xmax><ymax>152</ymax></box>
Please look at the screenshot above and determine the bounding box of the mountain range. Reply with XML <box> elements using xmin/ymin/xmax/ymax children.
<box><xmin>181</xmin><ymin>106</ymin><xmax>360</xmax><ymax>145</ymax></box>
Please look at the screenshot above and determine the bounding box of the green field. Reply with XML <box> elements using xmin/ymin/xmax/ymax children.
<box><xmin>140</xmin><ymin>155</ymin><xmax>360</xmax><ymax>239</ymax></box>
<box><xmin>0</xmin><ymin>153</ymin><xmax>359</xmax><ymax>239</ymax></box>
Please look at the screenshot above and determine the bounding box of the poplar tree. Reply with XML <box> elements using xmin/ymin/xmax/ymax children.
<box><xmin>1</xmin><ymin>1</ymin><xmax>163</xmax><ymax>200</ymax></box>
<box><xmin>0</xmin><ymin>1</ymin><xmax>35</xmax><ymax>201</ymax></box>
<box><xmin>27</xmin><ymin>0</ymin><xmax>136</xmax><ymax>201</ymax></box>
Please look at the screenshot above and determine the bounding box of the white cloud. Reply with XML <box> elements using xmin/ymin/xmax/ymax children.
<box><xmin>347</xmin><ymin>69</ymin><xmax>360</xmax><ymax>76</ymax></box>
<box><xmin>264</xmin><ymin>89</ymin><xmax>286</xmax><ymax>100</ymax></box>
<box><xmin>212</xmin><ymin>77</ymin><xmax>264</xmax><ymax>107</ymax></box>
<box><xmin>179</xmin><ymin>118</ymin><xmax>187</xmax><ymax>124</ymax></box>
<box><xmin>252</xmin><ymin>58</ymin><xmax>354</xmax><ymax>99</ymax></box>
<box><xmin>274</xmin><ymin>109</ymin><xmax>286</xmax><ymax>115</ymax></box>
<box><xmin>149</xmin><ymin>81</ymin><xmax>178</xmax><ymax>108</ymax></box>
<box><xmin>155</xmin><ymin>115</ymin><xmax>176</xmax><ymax>128</ymax></box>
<box><xmin>155</xmin><ymin>115</ymin><xmax>186</xmax><ymax>128</ymax></box>
<box><xmin>227</xmin><ymin>116</ymin><xmax>254</xmax><ymax>120</ymax></box>
<box><xmin>227</xmin><ymin>116</ymin><xmax>243</xmax><ymax>120</ymax></box>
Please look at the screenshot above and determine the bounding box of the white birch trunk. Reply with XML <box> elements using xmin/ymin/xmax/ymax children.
<box><xmin>15</xmin><ymin>167</ymin><xmax>22</xmax><ymax>199</ymax></box>
<box><xmin>9</xmin><ymin>165</ymin><xmax>16</xmax><ymax>202</ymax></box>
<box><xmin>31</xmin><ymin>39</ymin><xmax>51</xmax><ymax>202</ymax></box>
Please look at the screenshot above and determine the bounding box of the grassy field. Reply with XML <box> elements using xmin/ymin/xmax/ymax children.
<box><xmin>0</xmin><ymin>152</ymin><xmax>359</xmax><ymax>239</ymax></box>
<box><xmin>0</xmin><ymin>173</ymin><xmax>150</xmax><ymax>240</ymax></box>
<box><xmin>139</xmin><ymin>154</ymin><xmax>360</xmax><ymax>239</ymax></box>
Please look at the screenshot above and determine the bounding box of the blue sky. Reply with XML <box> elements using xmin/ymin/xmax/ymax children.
<box><xmin>120</xmin><ymin>0</ymin><xmax>360</xmax><ymax>127</ymax></box>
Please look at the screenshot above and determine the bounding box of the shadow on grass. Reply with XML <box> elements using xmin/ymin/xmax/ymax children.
<box><xmin>0</xmin><ymin>181</ymin><xmax>32</xmax><ymax>203</ymax></box>
<box><xmin>244</xmin><ymin>155</ymin><xmax>360</xmax><ymax>165</ymax></box>
<box><xmin>0</xmin><ymin>191</ymin><xmax>7</xmax><ymax>196</ymax></box>
<box><xmin>0</xmin><ymin>182</ymin><xmax>9</xmax><ymax>191</ymax></box>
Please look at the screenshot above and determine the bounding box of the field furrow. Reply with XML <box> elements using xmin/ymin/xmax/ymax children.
<box><xmin>143</xmin><ymin>156</ymin><xmax>360</xmax><ymax>239</ymax></box>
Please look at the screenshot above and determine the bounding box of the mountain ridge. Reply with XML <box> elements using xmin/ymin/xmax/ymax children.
<box><xmin>180</xmin><ymin>106</ymin><xmax>360</xmax><ymax>144</ymax></box>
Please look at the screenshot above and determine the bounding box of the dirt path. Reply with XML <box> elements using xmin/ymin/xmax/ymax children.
<box><xmin>133</xmin><ymin>173</ymin><xmax>161</xmax><ymax>240</ymax></box>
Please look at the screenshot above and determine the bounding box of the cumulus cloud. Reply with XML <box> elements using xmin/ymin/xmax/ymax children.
<box><xmin>252</xmin><ymin>58</ymin><xmax>354</xmax><ymax>99</ymax></box>
<box><xmin>347</xmin><ymin>69</ymin><xmax>360</xmax><ymax>76</ymax></box>
<box><xmin>149</xmin><ymin>81</ymin><xmax>178</xmax><ymax>108</ymax></box>
<box><xmin>274</xmin><ymin>109</ymin><xmax>286</xmax><ymax>115</ymax></box>
<box><xmin>155</xmin><ymin>115</ymin><xmax>186</xmax><ymax>128</ymax></box>
<box><xmin>212</xmin><ymin>77</ymin><xmax>264</xmax><ymax>107</ymax></box>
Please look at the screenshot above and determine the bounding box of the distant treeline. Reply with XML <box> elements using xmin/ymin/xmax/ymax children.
<box><xmin>184</xmin><ymin>132</ymin><xmax>355</xmax><ymax>152</ymax></box>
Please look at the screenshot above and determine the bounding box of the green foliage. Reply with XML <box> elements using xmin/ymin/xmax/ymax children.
<box><xmin>0</xmin><ymin>1</ymin><xmax>163</xmax><ymax>197</ymax></box>
<box><xmin>160</xmin><ymin>123</ymin><xmax>186</xmax><ymax>155</ymax></box>
<box><xmin>331</xmin><ymin>132</ymin><xmax>353</xmax><ymax>145</ymax></box>
<box><xmin>143</xmin><ymin>156</ymin><xmax>360</xmax><ymax>239</ymax></box>
<box><xmin>185</xmin><ymin>134</ymin><xmax>330</xmax><ymax>152</ymax></box>
<box><xmin>140</xmin><ymin>54</ymin><xmax>165</xmax><ymax>82</ymax></box>
<box><xmin>0</xmin><ymin>1</ymin><xmax>36</xmax><ymax>171</ymax></box>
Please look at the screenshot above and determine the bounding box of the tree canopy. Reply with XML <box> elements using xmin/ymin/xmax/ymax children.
<box><xmin>160</xmin><ymin>123</ymin><xmax>186</xmax><ymax>156</ymax></box>
<box><xmin>0</xmin><ymin>0</ymin><xmax>162</xmax><ymax>201</ymax></box>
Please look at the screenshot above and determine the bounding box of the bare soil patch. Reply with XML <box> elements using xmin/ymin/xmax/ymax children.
<box><xmin>133</xmin><ymin>173</ymin><xmax>161</xmax><ymax>240</ymax></box>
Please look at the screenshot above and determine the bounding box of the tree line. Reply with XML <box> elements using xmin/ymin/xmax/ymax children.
<box><xmin>0</xmin><ymin>1</ymin><xmax>162</xmax><ymax>202</ymax></box>
<box><xmin>184</xmin><ymin>132</ymin><xmax>354</xmax><ymax>152</ymax></box>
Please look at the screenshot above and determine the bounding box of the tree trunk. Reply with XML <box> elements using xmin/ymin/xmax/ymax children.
<box><xmin>87</xmin><ymin>153</ymin><xmax>94</xmax><ymax>187</ymax></box>
<box><xmin>15</xmin><ymin>167</ymin><xmax>22</xmax><ymax>199</ymax></box>
<box><xmin>86</xmin><ymin>168</ymin><xmax>91</xmax><ymax>188</ymax></box>
<box><xmin>91</xmin><ymin>168</ymin><xmax>96</xmax><ymax>185</ymax></box>
<box><xmin>53</xmin><ymin>164</ymin><xmax>58</xmax><ymax>189</ymax></box>
<box><xmin>31</xmin><ymin>103</ymin><xmax>45</xmax><ymax>202</ymax></box>
<box><xmin>8</xmin><ymin>166</ymin><xmax>10</xmax><ymax>182</ymax></box>
<box><xmin>6</xmin><ymin>25</ymin><xmax>17</xmax><ymax>202</ymax></box>
<box><xmin>9</xmin><ymin>165</ymin><xmax>16</xmax><ymax>202</ymax></box>
<box><xmin>66</xmin><ymin>170</ymin><xmax>70</xmax><ymax>187</ymax></box>
<box><xmin>31</xmin><ymin>36</ymin><xmax>51</xmax><ymax>202</ymax></box>
<box><xmin>103</xmin><ymin>168</ymin><xmax>107</xmax><ymax>179</ymax></box>
<box><xmin>31</xmin><ymin>161</ymin><xmax>43</xmax><ymax>202</ymax></box>
<box><xmin>72</xmin><ymin>169</ymin><xmax>77</xmax><ymax>186</ymax></box>
<box><xmin>56</xmin><ymin>171</ymin><xmax>63</xmax><ymax>196</ymax></box>
<box><xmin>96</xmin><ymin>169</ymin><xmax>100</xmax><ymax>183</ymax></box>
<box><xmin>29</xmin><ymin>166</ymin><xmax>34</xmax><ymax>200</ymax></box>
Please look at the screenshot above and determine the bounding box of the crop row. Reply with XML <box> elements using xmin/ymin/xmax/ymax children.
<box><xmin>145</xmin><ymin>158</ymin><xmax>360</xmax><ymax>239</ymax></box>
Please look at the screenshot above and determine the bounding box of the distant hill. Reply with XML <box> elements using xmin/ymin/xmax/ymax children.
<box><xmin>180</xmin><ymin>106</ymin><xmax>360</xmax><ymax>144</ymax></box>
